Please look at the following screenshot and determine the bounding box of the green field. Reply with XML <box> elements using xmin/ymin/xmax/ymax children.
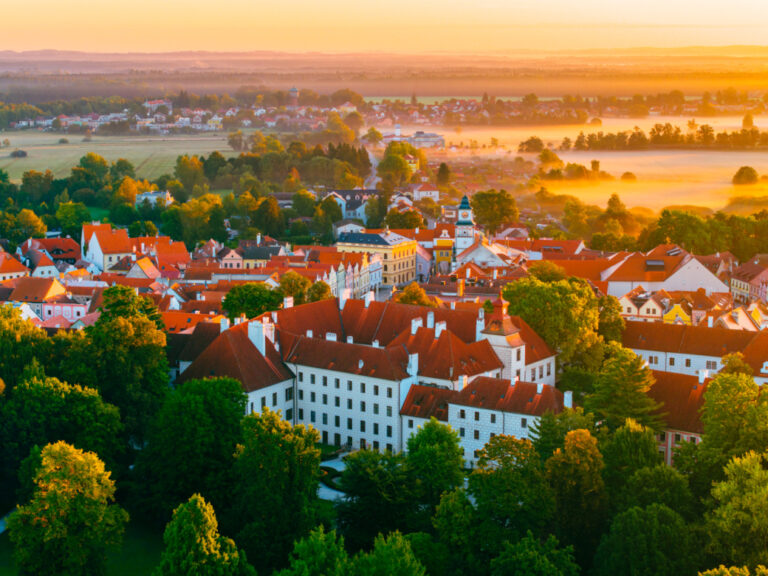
<box><xmin>0</xmin><ymin>520</ymin><xmax>163</xmax><ymax>576</ymax></box>
<box><xmin>0</xmin><ymin>131</ymin><xmax>234</xmax><ymax>182</ymax></box>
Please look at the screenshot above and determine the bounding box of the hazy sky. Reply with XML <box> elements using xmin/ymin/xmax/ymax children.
<box><xmin>4</xmin><ymin>0</ymin><xmax>768</xmax><ymax>53</ymax></box>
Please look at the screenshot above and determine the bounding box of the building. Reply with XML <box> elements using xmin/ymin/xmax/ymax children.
<box><xmin>454</xmin><ymin>195</ymin><xmax>477</xmax><ymax>254</ymax></box>
<box><xmin>135</xmin><ymin>190</ymin><xmax>173</xmax><ymax>208</ymax></box>
<box><xmin>336</xmin><ymin>231</ymin><xmax>417</xmax><ymax>287</ymax></box>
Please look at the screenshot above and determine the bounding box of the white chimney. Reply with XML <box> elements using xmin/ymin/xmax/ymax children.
<box><xmin>263</xmin><ymin>320</ymin><xmax>275</xmax><ymax>343</ymax></box>
<box><xmin>426</xmin><ymin>310</ymin><xmax>435</xmax><ymax>329</ymax></box>
<box><xmin>564</xmin><ymin>390</ymin><xmax>573</xmax><ymax>409</ymax></box>
<box><xmin>372</xmin><ymin>339</ymin><xmax>379</xmax><ymax>348</ymax></box>
<box><xmin>460</xmin><ymin>374</ymin><xmax>468</xmax><ymax>389</ymax></box>
<box><xmin>364</xmin><ymin>291</ymin><xmax>375</xmax><ymax>308</ymax></box>
<box><xmin>536</xmin><ymin>382</ymin><xmax>544</xmax><ymax>395</ymax></box>
<box><xmin>271</xmin><ymin>311</ymin><xmax>278</xmax><ymax>323</ymax></box>
<box><xmin>435</xmin><ymin>321</ymin><xmax>447</xmax><ymax>339</ymax></box>
<box><xmin>411</xmin><ymin>316</ymin><xmax>423</xmax><ymax>335</ymax></box>
<box><xmin>347</xmin><ymin>335</ymin><xmax>354</xmax><ymax>343</ymax></box>
<box><xmin>707</xmin><ymin>316</ymin><xmax>713</xmax><ymax>328</ymax></box>
<box><xmin>407</xmin><ymin>353</ymin><xmax>419</xmax><ymax>377</ymax></box>
<box><xmin>476</xmin><ymin>309</ymin><xmax>485</xmax><ymax>340</ymax></box>
<box><xmin>283</xmin><ymin>296</ymin><xmax>294</xmax><ymax>309</ymax></box>
<box><xmin>256</xmin><ymin>233</ymin><xmax>262</xmax><ymax>245</ymax></box>
<box><xmin>306</xmin><ymin>329</ymin><xmax>313</xmax><ymax>338</ymax></box>
<box><xmin>493</xmin><ymin>269</ymin><xmax>498</xmax><ymax>280</ymax></box>
<box><xmin>327</xmin><ymin>332</ymin><xmax>337</xmax><ymax>341</ymax></box>
<box><xmin>220</xmin><ymin>317</ymin><xmax>230</xmax><ymax>333</ymax></box>
<box><xmin>248</xmin><ymin>321</ymin><xmax>266</xmax><ymax>356</ymax></box>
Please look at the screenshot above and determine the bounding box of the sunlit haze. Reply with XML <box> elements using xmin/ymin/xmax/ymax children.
<box><xmin>4</xmin><ymin>0</ymin><xmax>768</xmax><ymax>52</ymax></box>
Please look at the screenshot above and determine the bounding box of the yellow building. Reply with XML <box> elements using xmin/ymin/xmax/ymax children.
<box><xmin>433</xmin><ymin>233</ymin><xmax>455</xmax><ymax>275</ymax></box>
<box><xmin>336</xmin><ymin>231</ymin><xmax>417</xmax><ymax>287</ymax></box>
<box><xmin>663</xmin><ymin>302</ymin><xmax>692</xmax><ymax>326</ymax></box>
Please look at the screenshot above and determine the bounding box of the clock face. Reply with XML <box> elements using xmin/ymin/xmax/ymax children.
<box><xmin>460</xmin><ymin>211</ymin><xmax>469</xmax><ymax>219</ymax></box>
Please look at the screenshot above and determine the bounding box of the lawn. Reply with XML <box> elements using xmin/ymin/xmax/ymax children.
<box><xmin>0</xmin><ymin>519</ymin><xmax>163</xmax><ymax>576</ymax></box>
<box><xmin>0</xmin><ymin>131</ymin><xmax>234</xmax><ymax>182</ymax></box>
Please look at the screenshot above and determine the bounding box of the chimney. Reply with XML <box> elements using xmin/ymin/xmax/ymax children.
<box><xmin>411</xmin><ymin>316</ymin><xmax>423</xmax><ymax>335</ymax></box>
<box><xmin>466</xmin><ymin>267</ymin><xmax>471</xmax><ymax>279</ymax></box>
<box><xmin>326</xmin><ymin>332</ymin><xmax>337</xmax><ymax>341</ymax></box>
<box><xmin>220</xmin><ymin>317</ymin><xmax>230</xmax><ymax>333</ymax></box>
<box><xmin>564</xmin><ymin>390</ymin><xmax>573</xmax><ymax>409</ymax></box>
<box><xmin>435</xmin><ymin>320</ymin><xmax>447</xmax><ymax>339</ymax></box>
<box><xmin>415</xmin><ymin>227</ymin><xmax>420</xmax><ymax>235</ymax></box>
<box><xmin>306</xmin><ymin>329</ymin><xmax>313</xmax><ymax>338</ymax></box>
<box><xmin>283</xmin><ymin>296</ymin><xmax>294</xmax><ymax>309</ymax></box>
<box><xmin>450</xmin><ymin>301</ymin><xmax>456</xmax><ymax>310</ymax></box>
<box><xmin>346</xmin><ymin>335</ymin><xmax>354</xmax><ymax>343</ymax></box>
<box><xmin>476</xmin><ymin>308</ymin><xmax>485</xmax><ymax>340</ymax></box>
<box><xmin>263</xmin><ymin>320</ymin><xmax>275</xmax><ymax>343</ymax></box>
<box><xmin>699</xmin><ymin>369</ymin><xmax>709</xmax><ymax>384</ymax></box>
<box><xmin>457</xmin><ymin>279</ymin><xmax>465</xmax><ymax>298</ymax></box>
<box><xmin>707</xmin><ymin>316</ymin><xmax>713</xmax><ymax>328</ymax></box>
<box><xmin>256</xmin><ymin>233</ymin><xmax>262</xmax><ymax>245</ymax></box>
<box><xmin>364</xmin><ymin>291</ymin><xmax>374</xmax><ymax>308</ymax></box>
<box><xmin>460</xmin><ymin>374</ymin><xmax>468</xmax><ymax>389</ymax></box>
<box><xmin>248</xmin><ymin>320</ymin><xmax>266</xmax><ymax>356</ymax></box>
<box><xmin>536</xmin><ymin>382</ymin><xmax>544</xmax><ymax>395</ymax></box>
<box><xmin>407</xmin><ymin>353</ymin><xmax>419</xmax><ymax>377</ymax></box>
<box><xmin>372</xmin><ymin>339</ymin><xmax>380</xmax><ymax>348</ymax></box>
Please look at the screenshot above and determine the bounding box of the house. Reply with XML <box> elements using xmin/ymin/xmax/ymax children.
<box><xmin>336</xmin><ymin>231</ymin><xmax>417</xmax><ymax>287</ymax></box>
<box><xmin>0</xmin><ymin>251</ymin><xmax>30</xmax><ymax>281</ymax></box>
<box><xmin>19</xmin><ymin>238</ymin><xmax>80</xmax><ymax>265</ymax></box>
<box><xmin>730</xmin><ymin>260</ymin><xmax>768</xmax><ymax>303</ymax></box>
<box><xmin>135</xmin><ymin>190</ymin><xmax>173</xmax><ymax>208</ymax></box>
<box><xmin>82</xmin><ymin>224</ymin><xmax>132</xmax><ymax>272</ymax></box>
<box><xmin>411</xmin><ymin>183</ymin><xmax>439</xmax><ymax>203</ymax></box>
<box><xmin>6</xmin><ymin>277</ymin><xmax>67</xmax><ymax>318</ymax></box>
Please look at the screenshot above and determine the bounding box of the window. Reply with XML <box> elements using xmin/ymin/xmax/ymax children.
<box><xmin>335</xmin><ymin>415</ymin><xmax>340</xmax><ymax>427</ymax></box>
<box><xmin>386</xmin><ymin>425</ymin><xmax>392</xmax><ymax>438</ymax></box>
<box><xmin>516</xmin><ymin>348</ymin><xmax>521</xmax><ymax>362</ymax></box>
<box><xmin>310</xmin><ymin>411</ymin><xmax>316</xmax><ymax>423</ymax></box>
<box><xmin>521</xmin><ymin>418</ymin><xmax>527</xmax><ymax>428</ymax></box>
<box><xmin>490</xmin><ymin>414</ymin><xmax>496</xmax><ymax>424</ymax></box>
<box><xmin>374</xmin><ymin>385</ymin><xmax>379</xmax><ymax>396</ymax></box>
<box><xmin>347</xmin><ymin>380</ymin><xmax>353</xmax><ymax>391</ymax></box>
<box><xmin>322</xmin><ymin>376</ymin><xmax>328</xmax><ymax>386</ymax></box>
<box><xmin>298</xmin><ymin>372</ymin><xmax>304</xmax><ymax>382</ymax></box>
<box><xmin>408</xmin><ymin>419</ymin><xmax>414</xmax><ymax>429</ymax></box>
<box><xmin>387</xmin><ymin>443</ymin><xmax>393</xmax><ymax>452</ymax></box>
<box><xmin>373</xmin><ymin>403</ymin><xmax>379</xmax><ymax>415</ymax></box>
<box><xmin>347</xmin><ymin>399</ymin><xmax>352</xmax><ymax>410</ymax></box>
<box><xmin>459</xmin><ymin>409</ymin><xmax>466</xmax><ymax>419</ymax></box>
<box><xmin>373</xmin><ymin>423</ymin><xmax>379</xmax><ymax>434</ymax></box>
<box><xmin>261</xmin><ymin>397</ymin><xmax>266</xmax><ymax>408</ymax></box>
<box><xmin>675</xmin><ymin>433</ymin><xmax>681</xmax><ymax>443</ymax></box>
<box><xmin>286</xmin><ymin>408</ymin><xmax>293</xmax><ymax>420</ymax></box>
<box><xmin>360</xmin><ymin>401</ymin><xmax>366</xmax><ymax>412</ymax></box>
<box><xmin>360</xmin><ymin>421</ymin><xmax>366</xmax><ymax>432</ymax></box>
<box><xmin>360</xmin><ymin>382</ymin><xmax>366</xmax><ymax>393</ymax></box>
<box><xmin>539</xmin><ymin>365</ymin><xmax>544</xmax><ymax>378</ymax></box>
<box><xmin>310</xmin><ymin>392</ymin><xmax>316</xmax><ymax>403</ymax></box>
<box><xmin>474</xmin><ymin>411</ymin><xmax>479</xmax><ymax>421</ymax></box>
<box><xmin>322</xmin><ymin>413</ymin><xmax>328</xmax><ymax>425</ymax></box>
<box><xmin>387</xmin><ymin>388</ymin><xmax>393</xmax><ymax>398</ymax></box>
<box><xmin>272</xmin><ymin>393</ymin><xmax>277</xmax><ymax>406</ymax></box>
<box><xmin>322</xmin><ymin>394</ymin><xmax>328</xmax><ymax>405</ymax></box>
<box><xmin>285</xmin><ymin>387</ymin><xmax>293</xmax><ymax>401</ymax></box>
<box><xmin>299</xmin><ymin>409</ymin><xmax>304</xmax><ymax>419</ymax></box>
<box><xmin>347</xmin><ymin>418</ymin><xmax>352</xmax><ymax>430</ymax></box>
<box><xmin>706</xmin><ymin>360</ymin><xmax>717</xmax><ymax>370</ymax></box>
<box><xmin>547</xmin><ymin>363</ymin><xmax>551</xmax><ymax>376</ymax></box>
<box><xmin>335</xmin><ymin>378</ymin><xmax>340</xmax><ymax>389</ymax></box>
<box><xmin>530</xmin><ymin>369</ymin><xmax>536</xmax><ymax>381</ymax></box>
<box><xmin>459</xmin><ymin>427</ymin><xmax>465</xmax><ymax>438</ymax></box>
<box><xmin>669</xmin><ymin>357</ymin><xmax>675</xmax><ymax>366</ymax></box>
<box><xmin>373</xmin><ymin>440</ymin><xmax>380</xmax><ymax>450</ymax></box>
<box><xmin>659</xmin><ymin>431</ymin><xmax>666</xmax><ymax>441</ymax></box>
<box><xmin>685</xmin><ymin>358</ymin><xmax>691</xmax><ymax>368</ymax></box>
<box><xmin>386</xmin><ymin>406</ymin><xmax>392</xmax><ymax>417</ymax></box>
<box><xmin>473</xmin><ymin>430</ymin><xmax>480</xmax><ymax>440</ymax></box>
<box><xmin>298</xmin><ymin>390</ymin><xmax>304</xmax><ymax>400</ymax></box>
<box><xmin>335</xmin><ymin>396</ymin><xmax>340</xmax><ymax>407</ymax></box>
<box><xmin>310</xmin><ymin>374</ymin><xmax>316</xmax><ymax>384</ymax></box>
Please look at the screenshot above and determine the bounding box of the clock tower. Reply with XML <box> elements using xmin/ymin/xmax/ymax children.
<box><xmin>454</xmin><ymin>195</ymin><xmax>476</xmax><ymax>253</ymax></box>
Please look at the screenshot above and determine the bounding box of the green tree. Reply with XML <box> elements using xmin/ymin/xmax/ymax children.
<box><xmin>292</xmin><ymin>190</ymin><xmax>316</xmax><ymax>217</ymax></box>
<box><xmin>253</xmin><ymin>196</ymin><xmax>285</xmax><ymax>237</ymax></box>
<box><xmin>0</xmin><ymin>376</ymin><xmax>123</xmax><ymax>507</ymax></box>
<box><xmin>490</xmin><ymin>531</ymin><xmax>579</xmax><ymax>576</ymax></box>
<box><xmin>394</xmin><ymin>283</ymin><xmax>436</xmax><ymax>307</ymax></box>
<box><xmin>349</xmin><ymin>532</ymin><xmax>426</xmax><ymax>576</ymax></box>
<box><xmin>15</xmin><ymin>209</ymin><xmax>47</xmax><ymax>240</ymax></box>
<box><xmin>585</xmin><ymin>344</ymin><xmax>663</xmax><ymax>431</ymax></box>
<box><xmin>222</xmin><ymin>282</ymin><xmax>283</xmax><ymax>319</ymax></box>
<box><xmin>279</xmin><ymin>270</ymin><xmax>312</xmax><ymax>305</ymax></box>
<box><xmin>470</xmin><ymin>189</ymin><xmax>519</xmax><ymax>235</ymax></box>
<box><xmin>406</xmin><ymin>417</ymin><xmax>464</xmax><ymax>512</ymax></box>
<box><xmin>546</xmin><ymin>429</ymin><xmax>607</xmax><ymax>569</ymax></box>
<box><xmin>529</xmin><ymin>407</ymin><xmax>596</xmax><ymax>462</ymax></box>
<box><xmin>528</xmin><ymin>260</ymin><xmax>567</xmax><ymax>282</ymax></box>
<box><xmin>377</xmin><ymin>154</ymin><xmax>411</xmax><ymax>187</ymax></box>
<box><xmin>720</xmin><ymin>353</ymin><xmax>754</xmax><ymax>376</ymax></box>
<box><xmin>503</xmin><ymin>277</ymin><xmax>602</xmax><ymax>369</ymax></box>
<box><xmin>56</xmin><ymin>201</ymin><xmax>92</xmax><ymax>238</ymax></box>
<box><xmin>597</xmin><ymin>295</ymin><xmax>625</xmax><ymax>343</ymax></box>
<box><xmin>364</xmin><ymin>127</ymin><xmax>383</xmax><ymax>145</ymax></box>
<box><xmin>7</xmin><ymin>442</ymin><xmax>128</xmax><ymax>576</ymax></box>
<box><xmin>0</xmin><ymin>306</ymin><xmax>49</xmax><ymax>392</ymax></box>
<box><xmin>437</xmin><ymin>162</ymin><xmax>451</xmax><ymax>186</ymax></box>
<box><xmin>707</xmin><ymin>451</ymin><xmax>768</xmax><ymax>567</ymax></box>
<box><xmin>432</xmin><ymin>488</ymin><xmax>486</xmax><ymax>574</ymax></box>
<box><xmin>277</xmin><ymin>526</ymin><xmax>349</xmax><ymax>576</ymax></box>
<box><xmin>593</xmin><ymin>504</ymin><xmax>696</xmax><ymax>576</ymax></box>
<box><xmin>618</xmin><ymin>464</ymin><xmax>696</xmax><ymax>520</ymax></box>
<box><xmin>227</xmin><ymin>408</ymin><xmax>320</xmax><ymax>574</ymax></box>
<box><xmin>338</xmin><ymin>449</ymin><xmax>419</xmax><ymax>550</ymax></box>
<box><xmin>154</xmin><ymin>494</ymin><xmax>255</xmax><ymax>576</ymax></box>
<box><xmin>700</xmin><ymin>567</ymin><xmax>768</xmax><ymax>576</ymax></box>
<box><xmin>175</xmin><ymin>155</ymin><xmax>207</xmax><ymax>196</ymax></box>
<box><xmin>733</xmin><ymin>166</ymin><xmax>759</xmax><ymax>185</ymax></box>
<box><xmin>132</xmin><ymin>378</ymin><xmax>246</xmax><ymax>523</ymax></box>
<box><xmin>600</xmin><ymin>419</ymin><xmax>662</xmax><ymax>504</ymax></box>
<box><xmin>470</xmin><ymin>436</ymin><xmax>554</xmax><ymax>553</ymax></box>
<box><xmin>307</xmin><ymin>281</ymin><xmax>333</xmax><ymax>302</ymax></box>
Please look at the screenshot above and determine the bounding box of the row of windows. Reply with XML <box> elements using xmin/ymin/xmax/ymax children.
<box><xmin>302</xmin><ymin>410</ymin><xmax>394</xmax><ymax>437</ymax></box>
<box><xmin>647</xmin><ymin>355</ymin><xmax>717</xmax><ymax>370</ymax></box>
<box><xmin>298</xmin><ymin>373</ymin><xmax>393</xmax><ymax>398</ymax></box>
<box><xmin>249</xmin><ymin>388</ymin><xmax>292</xmax><ymax>413</ymax></box>
<box><xmin>456</xmin><ymin>410</ymin><xmax>527</xmax><ymax>429</ymax></box>
<box><xmin>529</xmin><ymin>363</ymin><xmax>552</xmax><ymax>382</ymax></box>
<box><xmin>299</xmin><ymin>391</ymin><xmax>394</xmax><ymax>416</ymax></box>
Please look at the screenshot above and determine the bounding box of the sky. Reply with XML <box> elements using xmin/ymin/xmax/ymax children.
<box><xmin>4</xmin><ymin>0</ymin><xmax>768</xmax><ymax>53</ymax></box>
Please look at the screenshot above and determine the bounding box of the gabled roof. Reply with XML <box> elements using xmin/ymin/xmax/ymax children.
<box><xmin>274</xmin><ymin>298</ymin><xmax>344</xmax><ymax>351</ymax></box>
<box><xmin>161</xmin><ymin>311</ymin><xmax>223</xmax><ymax>334</ymax></box>
<box><xmin>623</xmin><ymin>320</ymin><xmax>758</xmax><ymax>358</ymax></box>
<box><xmin>387</xmin><ymin>325</ymin><xmax>502</xmax><ymax>381</ymax></box>
<box><xmin>648</xmin><ymin>371</ymin><xmax>707</xmax><ymax>434</ymax></box>
<box><xmin>286</xmin><ymin>336</ymin><xmax>410</xmax><ymax>381</ymax></box>
<box><xmin>451</xmin><ymin>376</ymin><xmax>564</xmax><ymax>416</ymax></box>
<box><xmin>179</xmin><ymin>324</ymin><xmax>293</xmax><ymax>392</ymax></box>
<box><xmin>8</xmin><ymin>277</ymin><xmax>65</xmax><ymax>303</ymax></box>
<box><xmin>92</xmin><ymin>227</ymin><xmax>131</xmax><ymax>255</ymax></box>
<box><xmin>0</xmin><ymin>252</ymin><xmax>29</xmax><ymax>275</ymax></box>
<box><xmin>400</xmin><ymin>384</ymin><xmax>454</xmax><ymax>421</ymax></box>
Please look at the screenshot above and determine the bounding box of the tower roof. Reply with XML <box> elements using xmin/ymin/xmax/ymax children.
<box><xmin>459</xmin><ymin>195</ymin><xmax>471</xmax><ymax>210</ymax></box>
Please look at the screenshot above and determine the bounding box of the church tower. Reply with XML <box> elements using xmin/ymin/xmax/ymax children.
<box><xmin>454</xmin><ymin>195</ymin><xmax>476</xmax><ymax>253</ymax></box>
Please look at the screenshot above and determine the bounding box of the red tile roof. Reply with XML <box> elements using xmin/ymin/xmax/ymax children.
<box><xmin>0</xmin><ymin>253</ymin><xmax>29</xmax><ymax>275</ymax></box>
<box><xmin>451</xmin><ymin>376</ymin><xmax>564</xmax><ymax>416</ymax></box>
<box><xmin>161</xmin><ymin>311</ymin><xmax>222</xmax><ymax>334</ymax></box>
<box><xmin>623</xmin><ymin>320</ymin><xmax>757</xmax><ymax>358</ymax></box>
<box><xmin>648</xmin><ymin>371</ymin><xmax>707</xmax><ymax>434</ymax></box>
<box><xmin>400</xmin><ymin>384</ymin><xmax>454</xmax><ymax>421</ymax></box>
